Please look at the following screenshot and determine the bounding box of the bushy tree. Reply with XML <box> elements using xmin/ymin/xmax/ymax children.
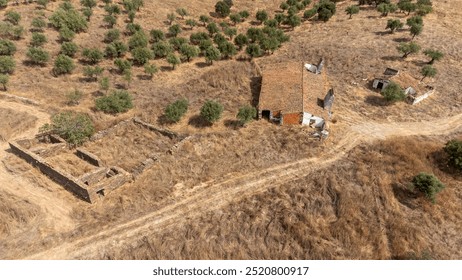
<box><xmin>131</xmin><ymin>47</ymin><xmax>153</xmax><ymax>65</ymax></box>
<box><xmin>0</xmin><ymin>40</ymin><xmax>16</xmax><ymax>56</ymax></box>
<box><xmin>105</xmin><ymin>41</ymin><xmax>128</xmax><ymax>58</ymax></box>
<box><xmin>128</xmin><ymin>30</ymin><xmax>148</xmax><ymax>50</ymax></box>
<box><xmin>104</xmin><ymin>4</ymin><xmax>121</xmax><ymax>15</ymax></box>
<box><xmin>82</xmin><ymin>7</ymin><xmax>93</xmax><ymax>21</ymax></box>
<box><xmin>125</xmin><ymin>23</ymin><xmax>142</xmax><ymax>35</ymax></box>
<box><xmin>164</xmin><ymin>99</ymin><xmax>188</xmax><ymax>123</ymax></box>
<box><xmin>168</xmin><ymin>24</ymin><xmax>182</xmax><ymax>37</ymax></box>
<box><xmin>200</xmin><ymin>100</ymin><xmax>223</xmax><ymax>124</ymax></box>
<box><xmin>317</xmin><ymin>0</ymin><xmax>336</xmax><ymax>22</ymax></box>
<box><xmin>381</xmin><ymin>81</ymin><xmax>405</xmax><ymax>102</ymax></box>
<box><xmin>49</xmin><ymin>8</ymin><xmax>88</xmax><ymax>33</ymax></box>
<box><xmin>59</xmin><ymin>26</ymin><xmax>75</xmax><ymax>42</ymax></box>
<box><xmin>190</xmin><ymin>32</ymin><xmax>209</xmax><ymax>45</ymax></box>
<box><xmin>199</xmin><ymin>15</ymin><xmax>210</xmax><ymax>26</ymax></box>
<box><xmin>95</xmin><ymin>90</ymin><xmax>133</xmax><ymax>114</ymax></box>
<box><xmin>234</xmin><ymin>33</ymin><xmax>249</xmax><ymax>50</ymax></box>
<box><xmin>286</xmin><ymin>14</ymin><xmax>301</xmax><ymax>29</ymax></box>
<box><xmin>82</xmin><ymin>48</ymin><xmax>103</xmax><ymax>64</ymax></box>
<box><xmin>99</xmin><ymin>77</ymin><xmax>110</xmax><ymax>93</ymax></box>
<box><xmin>377</xmin><ymin>3</ymin><xmax>397</xmax><ymax>16</ymax></box>
<box><xmin>169</xmin><ymin>37</ymin><xmax>188</xmax><ymax>50</ymax></box>
<box><xmin>114</xmin><ymin>58</ymin><xmax>132</xmax><ymax>73</ymax></box>
<box><xmin>60</xmin><ymin>42</ymin><xmax>78</xmax><ymax>57</ymax></box>
<box><xmin>179</xmin><ymin>44</ymin><xmax>199</xmax><ymax>62</ymax></box>
<box><xmin>186</xmin><ymin>19</ymin><xmax>197</xmax><ymax>29</ymax></box>
<box><xmin>103</xmin><ymin>14</ymin><xmax>117</xmax><ymax>28</ymax></box>
<box><xmin>205</xmin><ymin>46</ymin><xmax>221</xmax><ymax>64</ymax></box>
<box><xmin>410</xmin><ymin>23</ymin><xmax>423</xmax><ymax>39</ymax></box>
<box><xmin>213</xmin><ymin>33</ymin><xmax>227</xmax><ymax>45</ymax></box>
<box><xmin>230</xmin><ymin>13</ymin><xmax>242</xmax><ymax>25</ymax></box>
<box><xmin>104</xmin><ymin>29</ymin><xmax>120</xmax><ymax>43</ymax></box>
<box><xmin>386</xmin><ymin>19</ymin><xmax>403</xmax><ymax>33</ymax></box>
<box><xmin>166</xmin><ymin>53</ymin><xmax>180</xmax><ymax>69</ymax></box>
<box><xmin>40</xmin><ymin>111</ymin><xmax>95</xmax><ymax>146</ymax></box>
<box><xmin>256</xmin><ymin>10</ymin><xmax>268</xmax><ymax>24</ymax></box>
<box><xmin>215</xmin><ymin>1</ymin><xmax>231</xmax><ymax>18</ymax></box>
<box><xmin>239</xmin><ymin>10</ymin><xmax>250</xmax><ymax>20</ymax></box>
<box><xmin>237</xmin><ymin>105</ymin><xmax>257</xmax><ymax>125</ymax></box>
<box><xmin>83</xmin><ymin>65</ymin><xmax>104</xmax><ymax>81</ymax></box>
<box><xmin>53</xmin><ymin>54</ymin><xmax>75</xmax><ymax>75</ymax></box>
<box><xmin>26</xmin><ymin>47</ymin><xmax>50</xmax><ymax>65</ymax></box>
<box><xmin>444</xmin><ymin>140</ymin><xmax>462</xmax><ymax>171</ymax></box>
<box><xmin>398</xmin><ymin>0</ymin><xmax>416</xmax><ymax>15</ymax></box>
<box><xmin>345</xmin><ymin>5</ymin><xmax>360</xmax><ymax>19</ymax></box>
<box><xmin>246</xmin><ymin>43</ymin><xmax>262</xmax><ymax>59</ymax></box>
<box><xmin>0</xmin><ymin>0</ymin><xmax>7</xmax><ymax>8</ymax></box>
<box><xmin>420</xmin><ymin>65</ymin><xmax>436</xmax><ymax>82</ymax></box>
<box><xmin>152</xmin><ymin>41</ymin><xmax>173</xmax><ymax>58</ymax></box>
<box><xmin>80</xmin><ymin>0</ymin><xmax>96</xmax><ymax>8</ymax></box>
<box><xmin>407</xmin><ymin>15</ymin><xmax>423</xmax><ymax>27</ymax></box>
<box><xmin>412</xmin><ymin>172</ymin><xmax>445</xmax><ymax>203</ymax></box>
<box><xmin>206</xmin><ymin>22</ymin><xmax>220</xmax><ymax>35</ymax></box>
<box><xmin>150</xmin><ymin>29</ymin><xmax>165</xmax><ymax>43</ymax></box>
<box><xmin>0</xmin><ymin>56</ymin><xmax>15</xmax><ymax>74</ymax></box>
<box><xmin>31</xmin><ymin>17</ymin><xmax>47</xmax><ymax>32</ymax></box>
<box><xmin>199</xmin><ymin>39</ymin><xmax>213</xmax><ymax>53</ymax></box>
<box><xmin>218</xmin><ymin>41</ymin><xmax>237</xmax><ymax>59</ymax></box>
<box><xmin>65</xmin><ymin>89</ymin><xmax>83</xmax><ymax>106</ymax></box>
<box><xmin>167</xmin><ymin>13</ymin><xmax>175</xmax><ymax>25</ymax></box>
<box><xmin>247</xmin><ymin>27</ymin><xmax>264</xmax><ymax>43</ymax></box>
<box><xmin>5</xmin><ymin>11</ymin><xmax>21</xmax><ymax>25</ymax></box>
<box><xmin>0</xmin><ymin>74</ymin><xmax>8</xmax><ymax>91</ymax></box>
<box><xmin>31</xmin><ymin>32</ymin><xmax>47</xmax><ymax>47</ymax></box>
<box><xmin>423</xmin><ymin>49</ymin><xmax>443</xmax><ymax>64</ymax></box>
<box><xmin>144</xmin><ymin>63</ymin><xmax>158</xmax><ymax>79</ymax></box>
<box><xmin>176</xmin><ymin>8</ymin><xmax>188</xmax><ymax>19</ymax></box>
<box><xmin>397</xmin><ymin>42</ymin><xmax>421</xmax><ymax>58</ymax></box>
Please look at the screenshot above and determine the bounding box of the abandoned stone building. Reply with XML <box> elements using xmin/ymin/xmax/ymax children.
<box><xmin>258</xmin><ymin>59</ymin><xmax>333</xmax><ymax>128</ymax></box>
<box><xmin>372</xmin><ymin>68</ymin><xmax>435</xmax><ymax>104</ymax></box>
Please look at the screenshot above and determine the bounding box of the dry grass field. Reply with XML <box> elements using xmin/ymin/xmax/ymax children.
<box><xmin>0</xmin><ymin>0</ymin><xmax>461</xmax><ymax>260</ymax></box>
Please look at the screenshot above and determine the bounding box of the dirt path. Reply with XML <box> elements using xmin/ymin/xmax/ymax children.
<box><xmin>23</xmin><ymin>111</ymin><xmax>462</xmax><ymax>259</ymax></box>
<box><xmin>0</xmin><ymin>99</ymin><xmax>74</xmax><ymax>231</ymax></box>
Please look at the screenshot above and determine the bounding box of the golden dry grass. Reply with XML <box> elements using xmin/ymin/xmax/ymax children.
<box><xmin>101</xmin><ymin>136</ymin><xmax>462</xmax><ymax>260</ymax></box>
<box><xmin>0</xmin><ymin>108</ymin><xmax>37</xmax><ymax>141</ymax></box>
<box><xmin>0</xmin><ymin>0</ymin><xmax>461</xmax><ymax>260</ymax></box>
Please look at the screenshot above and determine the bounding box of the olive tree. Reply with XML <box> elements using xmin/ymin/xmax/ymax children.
<box><xmin>200</xmin><ymin>100</ymin><xmax>224</xmax><ymax>124</ymax></box>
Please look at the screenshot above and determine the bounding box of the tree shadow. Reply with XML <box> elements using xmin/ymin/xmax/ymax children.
<box><xmin>136</xmin><ymin>74</ymin><xmax>152</xmax><ymax>81</ymax></box>
<box><xmin>224</xmin><ymin>119</ymin><xmax>241</xmax><ymax>130</ymax></box>
<box><xmin>412</xmin><ymin>60</ymin><xmax>428</xmax><ymax>67</ymax></box>
<box><xmin>91</xmin><ymin>90</ymin><xmax>104</xmax><ymax>97</ymax></box>
<box><xmin>391</xmin><ymin>182</ymin><xmax>419</xmax><ymax>210</ymax></box>
<box><xmin>381</xmin><ymin>55</ymin><xmax>400</xmax><ymax>61</ymax></box>
<box><xmin>188</xmin><ymin>115</ymin><xmax>210</xmax><ymax>128</ymax></box>
<box><xmin>195</xmin><ymin>61</ymin><xmax>210</xmax><ymax>68</ymax></box>
<box><xmin>156</xmin><ymin>114</ymin><xmax>171</xmax><ymax>126</ymax></box>
<box><xmin>160</xmin><ymin>66</ymin><xmax>174</xmax><ymax>72</ymax></box>
<box><xmin>250</xmin><ymin>76</ymin><xmax>262</xmax><ymax>108</ymax></box>
<box><xmin>364</xmin><ymin>95</ymin><xmax>390</xmax><ymax>107</ymax></box>
<box><xmin>374</xmin><ymin>31</ymin><xmax>390</xmax><ymax>36</ymax></box>
<box><xmin>393</xmin><ymin>37</ymin><xmax>410</xmax><ymax>43</ymax></box>
<box><xmin>429</xmin><ymin>149</ymin><xmax>462</xmax><ymax>179</ymax></box>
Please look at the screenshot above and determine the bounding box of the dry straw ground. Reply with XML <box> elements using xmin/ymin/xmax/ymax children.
<box><xmin>0</xmin><ymin>0</ymin><xmax>461</xmax><ymax>259</ymax></box>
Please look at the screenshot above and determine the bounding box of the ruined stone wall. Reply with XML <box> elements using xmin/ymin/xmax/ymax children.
<box><xmin>76</xmin><ymin>148</ymin><xmax>103</xmax><ymax>167</ymax></box>
<box><xmin>133</xmin><ymin>118</ymin><xmax>180</xmax><ymax>140</ymax></box>
<box><xmin>8</xmin><ymin>141</ymin><xmax>93</xmax><ymax>203</ymax></box>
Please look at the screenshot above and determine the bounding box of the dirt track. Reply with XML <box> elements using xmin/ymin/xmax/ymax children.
<box><xmin>23</xmin><ymin>110</ymin><xmax>462</xmax><ymax>259</ymax></box>
<box><xmin>0</xmin><ymin>99</ymin><xmax>74</xmax><ymax>232</ymax></box>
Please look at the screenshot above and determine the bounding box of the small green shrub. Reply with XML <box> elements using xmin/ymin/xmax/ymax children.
<box><xmin>31</xmin><ymin>32</ymin><xmax>47</xmax><ymax>47</ymax></box>
<box><xmin>53</xmin><ymin>54</ymin><xmax>75</xmax><ymax>75</ymax></box>
<box><xmin>164</xmin><ymin>99</ymin><xmax>188</xmax><ymax>123</ymax></box>
<box><xmin>381</xmin><ymin>81</ymin><xmax>405</xmax><ymax>103</ymax></box>
<box><xmin>237</xmin><ymin>105</ymin><xmax>257</xmax><ymax>125</ymax></box>
<box><xmin>95</xmin><ymin>90</ymin><xmax>133</xmax><ymax>114</ymax></box>
<box><xmin>82</xmin><ymin>48</ymin><xmax>103</xmax><ymax>64</ymax></box>
<box><xmin>65</xmin><ymin>89</ymin><xmax>83</xmax><ymax>106</ymax></box>
<box><xmin>0</xmin><ymin>40</ymin><xmax>16</xmax><ymax>56</ymax></box>
<box><xmin>411</xmin><ymin>172</ymin><xmax>445</xmax><ymax>203</ymax></box>
<box><xmin>0</xmin><ymin>56</ymin><xmax>15</xmax><ymax>74</ymax></box>
<box><xmin>5</xmin><ymin>11</ymin><xmax>21</xmax><ymax>25</ymax></box>
<box><xmin>0</xmin><ymin>74</ymin><xmax>8</xmax><ymax>90</ymax></box>
<box><xmin>444</xmin><ymin>140</ymin><xmax>462</xmax><ymax>171</ymax></box>
<box><xmin>26</xmin><ymin>47</ymin><xmax>50</xmax><ymax>65</ymax></box>
<box><xmin>60</xmin><ymin>42</ymin><xmax>78</xmax><ymax>57</ymax></box>
<box><xmin>40</xmin><ymin>111</ymin><xmax>95</xmax><ymax>146</ymax></box>
<box><xmin>200</xmin><ymin>100</ymin><xmax>223</xmax><ymax>124</ymax></box>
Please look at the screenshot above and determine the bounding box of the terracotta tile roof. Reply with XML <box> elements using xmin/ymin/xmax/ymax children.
<box><xmin>259</xmin><ymin>62</ymin><xmax>304</xmax><ymax>114</ymax></box>
<box><xmin>303</xmin><ymin>68</ymin><xmax>329</xmax><ymax>118</ymax></box>
<box><xmin>258</xmin><ymin>62</ymin><xmax>330</xmax><ymax>118</ymax></box>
